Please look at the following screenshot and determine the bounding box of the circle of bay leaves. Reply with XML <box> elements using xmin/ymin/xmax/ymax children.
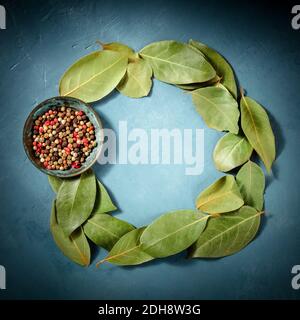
<box><xmin>47</xmin><ymin>40</ymin><xmax>275</xmax><ymax>267</ymax></box>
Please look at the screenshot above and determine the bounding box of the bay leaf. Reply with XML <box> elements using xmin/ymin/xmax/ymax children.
<box><xmin>97</xmin><ymin>228</ymin><xmax>153</xmax><ymax>266</ymax></box>
<box><xmin>139</xmin><ymin>40</ymin><xmax>216</xmax><ymax>84</ymax></box>
<box><xmin>189</xmin><ymin>39</ymin><xmax>237</xmax><ymax>98</ymax></box>
<box><xmin>236</xmin><ymin>161</ymin><xmax>265</xmax><ymax>211</ymax></box>
<box><xmin>192</xmin><ymin>85</ymin><xmax>240</xmax><ymax>134</ymax></box>
<box><xmin>50</xmin><ymin>201</ymin><xmax>90</xmax><ymax>266</ymax></box>
<box><xmin>189</xmin><ymin>206</ymin><xmax>261</xmax><ymax>258</ymax></box>
<box><xmin>196</xmin><ymin>175</ymin><xmax>244</xmax><ymax>214</ymax></box>
<box><xmin>59</xmin><ymin>50</ymin><xmax>127</xmax><ymax>103</ymax></box>
<box><xmin>83</xmin><ymin>214</ymin><xmax>134</xmax><ymax>251</ymax></box>
<box><xmin>140</xmin><ymin>210</ymin><xmax>209</xmax><ymax>258</ymax></box>
<box><xmin>213</xmin><ymin>133</ymin><xmax>253</xmax><ymax>172</ymax></box>
<box><xmin>56</xmin><ymin>170</ymin><xmax>96</xmax><ymax>236</ymax></box>
<box><xmin>241</xmin><ymin>96</ymin><xmax>276</xmax><ymax>172</ymax></box>
<box><xmin>48</xmin><ymin>175</ymin><xmax>63</xmax><ymax>193</ymax></box>
<box><xmin>92</xmin><ymin>180</ymin><xmax>117</xmax><ymax>214</ymax></box>
<box><xmin>117</xmin><ymin>57</ymin><xmax>153</xmax><ymax>98</ymax></box>
<box><xmin>176</xmin><ymin>75</ymin><xmax>221</xmax><ymax>91</ymax></box>
<box><xmin>101</xmin><ymin>41</ymin><xmax>135</xmax><ymax>58</ymax></box>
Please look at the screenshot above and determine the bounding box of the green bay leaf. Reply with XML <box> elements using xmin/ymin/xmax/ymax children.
<box><xmin>236</xmin><ymin>161</ymin><xmax>265</xmax><ymax>211</ymax></box>
<box><xmin>176</xmin><ymin>75</ymin><xmax>221</xmax><ymax>91</ymax></box>
<box><xmin>196</xmin><ymin>175</ymin><xmax>244</xmax><ymax>214</ymax></box>
<box><xmin>56</xmin><ymin>170</ymin><xmax>96</xmax><ymax>236</ymax></box>
<box><xmin>98</xmin><ymin>228</ymin><xmax>153</xmax><ymax>266</ymax></box>
<box><xmin>192</xmin><ymin>85</ymin><xmax>240</xmax><ymax>134</ymax></box>
<box><xmin>83</xmin><ymin>214</ymin><xmax>134</xmax><ymax>251</ymax></box>
<box><xmin>189</xmin><ymin>39</ymin><xmax>237</xmax><ymax>98</ymax></box>
<box><xmin>117</xmin><ymin>57</ymin><xmax>153</xmax><ymax>98</ymax></box>
<box><xmin>101</xmin><ymin>41</ymin><xmax>135</xmax><ymax>58</ymax></box>
<box><xmin>92</xmin><ymin>180</ymin><xmax>117</xmax><ymax>214</ymax></box>
<box><xmin>189</xmin><ymin>206</ymin><xmax>261</xmax><ymax>258</ymax></box>
<box><xmin>139</xmin><ymin>40</ymin><xmax>216</xmax><ymax>84</ymax></box>
<box><xmin>140</xmin><ymin>210</ymin><xmax>209</xmax><ymax>258</ymax></box>
<box><xmin>59</xmin><ymin>50</ymin><xmax>127</xmax><ymax>102</ymax></box>
<box><xmin>48</xmin><ymin>175</ymin><xmax>63</xmax><ymax>193</ymax></box>
<box><xmin>241</xmin><ymin>96</ymin><xmax>276</xmax><ymax>172</ymax></box>
<box><xmin>50</xmin><ymin>201</ymin><xmax>90</xmax><ymax>266</ymax></box>
<box><xmin>213</xmin><ymin>133</ymin><xmax>253</xmax><ymax>172</ymax></box>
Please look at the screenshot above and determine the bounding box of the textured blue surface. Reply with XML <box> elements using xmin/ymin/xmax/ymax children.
<box><xmin>0</xmin><ymin>0</ymin><xmax>300</xmax><ymax>299</ymax></box>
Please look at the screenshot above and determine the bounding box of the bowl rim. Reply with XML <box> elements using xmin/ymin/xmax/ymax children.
<box><xmin>23</xmin><ymin>96</ymin><xmax>104</xmax><ymax>178</ymax></box>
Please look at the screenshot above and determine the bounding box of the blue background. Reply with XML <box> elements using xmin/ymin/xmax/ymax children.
<box><xmin>0</xmin><ymin>0</ymin><xmax>299</xmax><ymax>299</ymax></box>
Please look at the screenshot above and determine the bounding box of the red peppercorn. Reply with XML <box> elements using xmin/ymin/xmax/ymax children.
<box><xmin>71</xmin><ymin>161</ymin><xmax>80</xmax><ymax>169</ymax></box>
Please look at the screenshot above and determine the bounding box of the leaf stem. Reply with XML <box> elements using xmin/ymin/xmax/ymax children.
<box><xmin>209</xmin><ymin>213</ymin><xmax>221</xmax><ymax>218</ymax></box>
<box><xmin>240</xmin><ymin>86</ymin><xmax>245</xmax><ymax>98</ymax></box>
<box><xmin>96</xmin><ymin>259</ymin><xmax>106</xmax><ymax>268</ymax></box>
<box><xmin>96</xmin><ymin>40</ymin><xmax>105</xmax><ymax>49</ymax></box>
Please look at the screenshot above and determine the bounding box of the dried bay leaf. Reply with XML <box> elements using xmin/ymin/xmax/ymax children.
<box><xmin>196</xmin><ymin>175</ymin><xmax>244</xmax><ymax>214</ymax></box>
<box><xmin>189</xmin><ymin>206</ymin><xmax>261</xmax><ymax>258</ymax></box>
<box><xmin>236</xmin><ymin>161</ymin><xmax>265</xmax><ymax>211</ymax></box>
<box><xmin>189</xmin><ymin>39</ymin><xmax>237</xmax><ymax>98</ymax></box>
<box><xmin>56</xmin><ymin>170</ymin><xmax>96</xmax><ymax>236</ymax></box>
<box><xmin>48</xmin><ymin>175</ymin><xmax>63</xmax><ymax>193</ymax></box>
<box><xmin>213</xmin><ymin>133</ymin><xmax>253</xmax><ymax>172</ymax></box>
<box><xmin>83</xmin><ymin>214</ymin><xmax>134</xmax><ymax>251</ymax></box>
<box><xmin>48</xmin><ymin>174</ymin><xmax>117</xmax><ymax>215</ymax></box>
<box><xmin>59</xmin><ymin>50</ymin><xmax>127</xmax><ymax>102</ymax></box>
<box><xmin>241</xmin><ymin>96</ymin><xmax>276</xmax><ymax>172</ymax></box>
<box><xmin>140</xmin><ymin>210</ymin><xmax>209</xmax><ymax>258</ymax></box>
<box><xmin>92</xmin><ymin>180</ymin><xmax>117</xmax><ymax>214</ymax></box>
<box><xmin>117</xmin><ymin>57</ymin><xmax>153</xmax><ymax>98</ymax></box>
<box><xmin>139</xmin><ymin>40</ymin><xmax>216</xmax><ymax>84</ymax></box>
<box><xmin>98</xmin><ymin>228</ymin><xmax>153</xmax><ymax>266</ymax></box>
<box><xmin>192</xmin><ymin>85</ymin><xmax>240</xmax><ymax>134</ymax></box>
<box><xmin>50</xmin><ymin>201</ymin><xmax>90</xmax><ymax>266</ymax></box>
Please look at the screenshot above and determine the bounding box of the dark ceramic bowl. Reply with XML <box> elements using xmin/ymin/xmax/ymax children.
<box><xmin>23</xmin><ymin>96</ymin><xmax>104</xmax><ymax>178</ymax></box>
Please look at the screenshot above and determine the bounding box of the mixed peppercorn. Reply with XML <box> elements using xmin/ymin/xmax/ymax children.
<box><xmin>32</xmin><ymin>105</ymin><xmax>97</xmax><ymax>170</ymax></box>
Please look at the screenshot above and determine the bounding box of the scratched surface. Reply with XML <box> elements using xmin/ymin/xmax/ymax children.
<box><xmin>0</xmin><ymin>0</ymin><xmax>300</xmax><ymax>299</ymax></box>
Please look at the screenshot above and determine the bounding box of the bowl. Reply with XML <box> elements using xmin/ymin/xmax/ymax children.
<box><xmin>23</xmin><ymin>96</ymin><xmax>104</xmax><ymax>178</ymax></box>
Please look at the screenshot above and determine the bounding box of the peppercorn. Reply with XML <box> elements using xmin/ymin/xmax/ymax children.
<box><xmin>31</xmin><ymin>105</ymin><xmax>97</xmax><ymax>171</ymax></box>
